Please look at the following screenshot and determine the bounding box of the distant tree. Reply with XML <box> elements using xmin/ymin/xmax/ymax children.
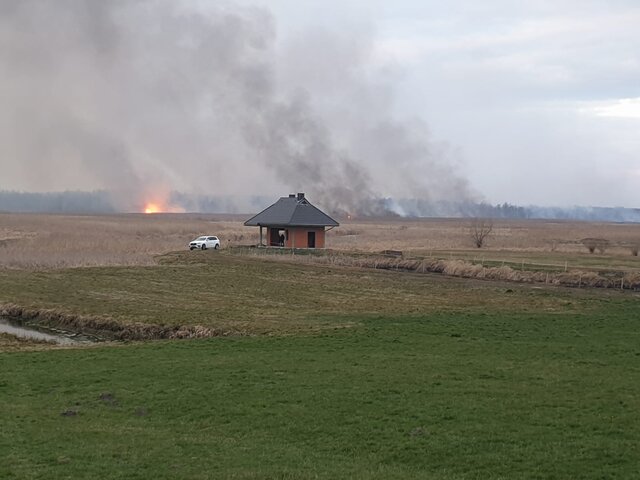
<box><xmin>470</xmin><ymin>218</ymin><xmax>493</xmax><ymax>248</ymax></box>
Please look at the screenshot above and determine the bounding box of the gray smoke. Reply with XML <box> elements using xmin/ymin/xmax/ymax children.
<box><xmin>0</xmin><ymin>0</ymin><xmax>476</xmax><ymax>215</ymax></box>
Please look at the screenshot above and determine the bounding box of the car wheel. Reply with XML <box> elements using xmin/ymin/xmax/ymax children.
<box><xmin>190</xmin><ymin>247</ymin><xmax>195</xmax><ymax>251</ymax></box>
<box><xmin>214</xmin><ymin>244</ymin><xmax>219</xmax><ymax>250</ymax></box>
<box><xmin>201</xmin><ymin>244</ymin><xmax>206</xmax><ymax>250</ymax></box>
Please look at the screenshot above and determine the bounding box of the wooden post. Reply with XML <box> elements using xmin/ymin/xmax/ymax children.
<box><xmin>259</xmin><ymin>226</ymin><xmax>263</xmax><ymax>247</ymax></box>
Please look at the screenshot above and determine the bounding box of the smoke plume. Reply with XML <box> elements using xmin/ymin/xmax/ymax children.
<box><xmin>0</xmin><ymin>0</ymin><xmax>476</xmax><ymax>215</ymax></box>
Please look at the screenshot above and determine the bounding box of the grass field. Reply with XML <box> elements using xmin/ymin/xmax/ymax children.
<box><xmin>2</xmin><ymin>305</ymin><xmax>639</xmax><ymax>479</ymax></box>
<box><xmin>1</xmin><ymin>214</ymin><xmax>639</xmax><ymax>478</ymax></box>
<box><xmin>0</xmin><ymin>250</ymin><xmax>610</xmax><ymax>335</ymax></box>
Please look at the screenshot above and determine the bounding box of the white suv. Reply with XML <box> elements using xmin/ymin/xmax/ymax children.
<box><xmin>189</xmin><ymin>236</ymin><xmax>220</xmax><ymax>250</ymax></box>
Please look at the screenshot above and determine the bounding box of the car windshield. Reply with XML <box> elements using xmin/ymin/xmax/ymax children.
<box><xmin>196</xmin><ymin>236</ymin><xmax>207</xmax><ymax>241</ymax></box>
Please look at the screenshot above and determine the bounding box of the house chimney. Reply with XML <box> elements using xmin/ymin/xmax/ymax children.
<box><xmin>289</xmin><ymin>194</ymin><xmax>295</xmax><ymax>198</ymax></box>
<box><xmin>297</xmin><ymin>192</ymin><xmax>305</xmax><ymax>201</ymax></box>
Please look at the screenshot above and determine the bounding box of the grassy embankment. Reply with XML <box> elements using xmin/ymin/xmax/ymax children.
<box><xmin>1</xmin><ymin>250</ymin><xmax>601</xmax><ymax>335</ymax></box>
<box><xmin>1</xmin><ymin>251</ymin><xmax>639</xmax><ymax>478</ymax></box>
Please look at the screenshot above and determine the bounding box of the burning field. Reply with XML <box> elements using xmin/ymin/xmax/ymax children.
<box><xmin>2</xmin><ymin>1</ymin><xmax>639</xmax><ymax>478</ymax></box>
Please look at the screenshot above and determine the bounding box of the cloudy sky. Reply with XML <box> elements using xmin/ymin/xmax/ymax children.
<box><xmin>256</xmin><ymin>0</ymin><xmax>640</xmax><ymax>207</ymax></box>
<box><xmin>1</xmin><ymin>0</ymin><xmax>639</xmax><ymax>210</ymax></box>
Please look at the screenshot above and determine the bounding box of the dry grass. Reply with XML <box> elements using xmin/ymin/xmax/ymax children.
<box><xmin>0</xmin><ymin>332</ymin><xmax>54</xmax><ymax>352</ymax></box>
<box><xmin>235</xmin><ymin>248</ymin><xmax>640</xmax><ymax>291</ymax></box>
<box><xmin>326</xmin><ymin>217</ymin><xmax>640</xmax><ymax>275</ymax></box>
<box><xmin>327</xmin><ymin>217</ymin><xmax>640</xmax><ymax>254</ymax></box>
<box><xmin>0</xmin><ymin>303</ymin><xmax>230</xmax><ymax>340</ymax></box>
<box><xmin>0</xmin><ymin>213</ymin><xmax>256</xmax><ymax>269</ymax></box>
<box><xmin>1</xmin><ymin>213</ymin><xmax>639</xmax><ymax>273</ymax></box>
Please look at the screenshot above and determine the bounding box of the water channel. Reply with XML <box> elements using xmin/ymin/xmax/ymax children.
<box><xmin>0</xmin><ymin>317</ymin><xmax>98</xmax><ymax>345</ymax></box>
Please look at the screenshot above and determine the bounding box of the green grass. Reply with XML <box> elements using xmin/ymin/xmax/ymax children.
<box><xmin>2</xmin><ymin>311</ymin><xmax>640</xmax><ymax>479</ymax></box>
<box><xmin>1</xmin><ymin>252</ymin><xmax>639</xmax><ymax>478</ymax></box>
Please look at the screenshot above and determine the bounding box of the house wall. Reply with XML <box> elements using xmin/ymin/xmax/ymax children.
<box><xmin>263</xmin><ymin>226</ymin><xmax>326</xmax><ymax>248</ymax></box>
<box><xmin>286</xmin><ymin>227</ymin><xmax>326</xmax><ymax>249</ymax></box>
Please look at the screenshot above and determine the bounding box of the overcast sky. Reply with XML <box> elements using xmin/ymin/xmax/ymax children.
<box><xmin>1</xmin><ymin>0</ymin><xmax>639</xmax><ymax>210</ymax></box>
<box><xmin>253</xmin><ymin>0</ymin><xmax>640</xmax><ymax>207</ymax></box>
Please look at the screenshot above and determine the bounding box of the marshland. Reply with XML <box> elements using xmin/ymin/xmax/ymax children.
<box><xmin>1</xmin><ymin>212</ymin><xmax>639</xmax><ymax>478</ymax></box>
<box><xmin>2</xmin><ymin>211</ymin><xmax>639</xmax><ymax>267</ymax></box>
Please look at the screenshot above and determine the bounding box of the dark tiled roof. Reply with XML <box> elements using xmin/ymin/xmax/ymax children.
<box><xmin>244</xmin><ymin>195</ymin><xmax>339</xmax><ymax>227</ymax></box>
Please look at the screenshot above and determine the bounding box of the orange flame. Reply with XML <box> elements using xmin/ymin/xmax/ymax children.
<box><xmin>144</xmin><ymin>202</ymin><xmax>162</xmax><ymax>214</ymax></box>
<box><xmin>142</xmin><ymin>200</ymin><xmax>186</xmax><ymax>214</ymax></box>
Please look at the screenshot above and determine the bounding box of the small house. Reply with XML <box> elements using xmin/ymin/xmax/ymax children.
<box><xmin>244</xmin><ymin>193</ymin><xmax>339</xmax><ymax>248</ymax></box>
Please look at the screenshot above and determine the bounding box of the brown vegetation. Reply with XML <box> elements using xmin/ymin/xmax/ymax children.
<box><xmin>0</xmin><ymin>213</ymin><xmax>256</xmax><ymax>269</ymax></box>
<box><xmin>0</xmin><ymin>332</ymin><xmax>54</xmax><ymax>351</ymax></box>
<box><xmin>0</xmin><ymin>303</ymin><xmax>233</xmax><ymax>340</ymax></box>
<box><xmin>327</xmin><ymin>218</ymin><xmax>640</xmax><ymax>255</ymax></box>
<box><xmin>470</xmin><ymin>218</ymin><xmax>493</xmax><ymax>248</ymax></box>
<box><xmin>581</xmin><ymin>237</ymin><xmax>610</xmax><ymax>254</ymax></box>
<box><xmin>236</xmin><ymin>249</ymin><xmax>640</xmax><ymax>291</ymax></box>
<box><xmin>1</xmin><ymin>213</ymin><xmax>638</xmax><ymax>274</ymax></box>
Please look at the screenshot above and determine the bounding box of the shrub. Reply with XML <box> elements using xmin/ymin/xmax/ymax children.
<box><xmin>470</xmin><ymin>219</ymin><xmax>494</xmax><ymax>248</ymax></box>
<box><xmin>581</xmin><ymin>238</ymin><xmax>609</xmax><ymax>254</ymax></box>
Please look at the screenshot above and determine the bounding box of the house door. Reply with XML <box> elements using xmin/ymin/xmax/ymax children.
<box><xmin>307</xmin><ymin>231</ymin><xmax>316</xmax><ymax>248</ymax></box>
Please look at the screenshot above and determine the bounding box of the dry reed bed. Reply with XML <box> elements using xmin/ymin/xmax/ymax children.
<box><xmin>327</xmin><ymin>217</ymin><xmax>640</xmax><ymax>253</ymax></box>
<box><xmin>1</xmin><ymin>213</ymin><xmax>639</xmax><ymax>269</ymax></box>
<box><xmin>0</xmin><ymin>213</ymin><xmax>257</xmax><ymax>269</ymax></box>
<box><xmin>0</xmin><ymin>304</ymin><xmax>238</xmax><ymax>340</ymax></box>
<box><xmin>240</xmin><ymin>250</ymin><xmax>640</xmax><ymax>291</ymax></box>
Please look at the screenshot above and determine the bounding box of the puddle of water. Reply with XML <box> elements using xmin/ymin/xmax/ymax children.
<box><xmin>0</xmin><ymin>317</ymin><xmax>96</xmax><ymax>345</ymax></box>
